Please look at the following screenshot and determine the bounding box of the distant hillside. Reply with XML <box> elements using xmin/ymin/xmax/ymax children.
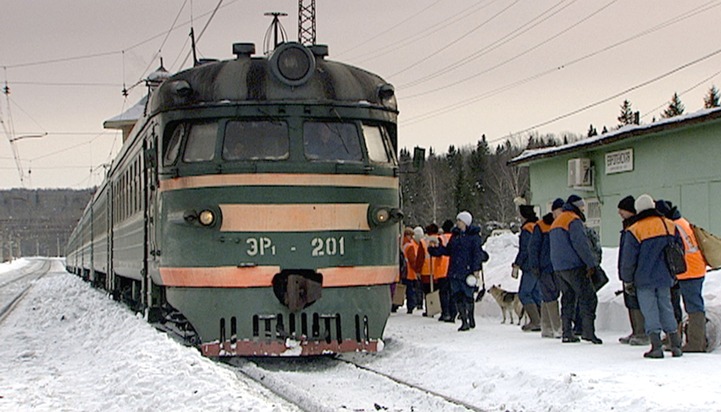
<box><xmin>0</xmin><ymin>189</ymin><xmax>94</xmax><ymax>260</ymax></box>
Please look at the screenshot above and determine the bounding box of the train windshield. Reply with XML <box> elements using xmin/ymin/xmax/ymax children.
<box><xmin>223</xmin><ymin>120</ymin><xmax>289</xmax><ymax>161</ymax></box>
<box><xmin>303</xmin><ymin>122</ymin><xmax>362</xmax><ymax>162</ymax></box>
<box><xmin>183</xmin><ymin>122</ymin><xmax>218</xmax><ymax>162</ymax></box>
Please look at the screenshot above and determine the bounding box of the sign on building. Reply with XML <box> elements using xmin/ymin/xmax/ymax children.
<box><xmin>605</xmin><ymin>148</ymin><xmax>633</xmax><ymax>174</ymax></box>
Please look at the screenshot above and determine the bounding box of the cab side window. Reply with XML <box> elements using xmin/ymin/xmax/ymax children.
<box><xmin>183</xmin><ymin>122</ymin><xmax>217</xmax><ymax>162</ymax></box>
<box><xmin>163</xmin><ymin>124</ymin><xmax>184</xmax><ymax>166</ymax></box>
<box><xmin>362</xmin><ymin>124</ymin><xmax>394</xmax><ymax>164</ymax></box>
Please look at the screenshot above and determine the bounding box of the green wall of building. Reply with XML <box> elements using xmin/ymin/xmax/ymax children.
<box><xmin>523</xmin><ymin>117</ymin><xmax>721</xmax><ymax>247</ymax></box>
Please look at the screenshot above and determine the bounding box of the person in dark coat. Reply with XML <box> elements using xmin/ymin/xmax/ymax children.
<box><xmin>619</xmin><ymin>194</ymin><xmax>683</xmax><ymax>358</ymax></box>
<box><xmin>616</xmin><ymin>195</ymin><xmax>649</xmax><ymax>346</ymax></box>
<box><xmin>429</xmin><ymin>211</ymin><xmax>484</xmax><ymax>331</ymax></box>
<box><xmin>513</xmin><ymin>201</ymin><xmax>543</xmax><ymax>332</ymax></box>
<box><xmin>549</xmin><ymin>194</ymin><xmax>602</xmax><ymax>344</ymax></box>
<box><xmin>529</xmin><ymin>197</ymin><xmax>564</xmax><ymax>338</ymax></box>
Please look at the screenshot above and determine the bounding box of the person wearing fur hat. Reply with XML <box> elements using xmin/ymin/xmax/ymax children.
<box><xmin>656</xmin><ymin>199</ymin><xmax>708</xmax><ymax>353</ymax></box>
<box><xmin>529</xmin><ymin>205</ymin><xmax>562</xmax><ymax>338</ymax></box>
<box><xmin>549</xmin><ymin>195</ymin><xmax>603</xmax><ymax>344</ymax></box>
<box><xmin>616</xmin><ymin>196</ymin><xmax>649</xmax><ymax>346</ymax></box>
<box><xmin>620</xmin><ymin>194</ymin><xmax>684</xmax><ymax>358</ymax></box>
<box><xmin>428</xmin><ymin>211</ymin><xmax>486</xmax><ymax>331</ymax></box>
<box><xmin>513</xmin><ymin>202</ymin><xmax>543</xmax><ymax>332</ymax></box>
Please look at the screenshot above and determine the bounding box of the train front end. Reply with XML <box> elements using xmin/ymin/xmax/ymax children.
<box><xmin>149</xmin><ymin>42</ymin><xmax>401</xmax><ymax>356</ymax></box>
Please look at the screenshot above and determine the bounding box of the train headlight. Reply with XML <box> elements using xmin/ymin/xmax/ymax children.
<box><xmin>198</xmin><ymin>210</ymin><xmax>215</xmax><ymax>226</ymax></box>
<box><xmin>375</xmin><ymin>208</ymin><xmax>390</xmax><ymax>224</ymax></box>
<box><xmin>269</xmin><ymin>42</ymin><xmax>316</xmax><ymax>86</ymax></box>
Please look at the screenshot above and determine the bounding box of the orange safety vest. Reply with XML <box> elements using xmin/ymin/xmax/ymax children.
<box><xmin>432</xmin><ymin>233</ymin><xmax>451</xmax><ymax>280</ymax></box>
<box><xmin>402</xmin><ymin>238</ymin><xmax>419</xmax><ymax>281</ymax></box>
<box><xmin>419</xmin><ymin>238</ymin><xmax>433</xmax><ymax>284</ymax></box>
<box><xmin>674</xmin><ymin>217</ymin><xmax>707</xmax><ymax>280</ymax></box>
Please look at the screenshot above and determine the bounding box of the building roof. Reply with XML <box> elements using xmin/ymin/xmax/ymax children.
<box><xmin>103</xmin><ymin>95</ymin><xmax>147</xmax><ymax>130</ymax></box>
<box><xmin>508</xmin><ymin>107</ymin><xmax>721</xmax><ymax>166</ymax></box>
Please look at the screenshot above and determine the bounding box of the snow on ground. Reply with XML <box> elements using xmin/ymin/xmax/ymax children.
<box><xmin>0</xmin><ymin>234</ymin><xmax>720</xmax><ymax>412</ymax></box>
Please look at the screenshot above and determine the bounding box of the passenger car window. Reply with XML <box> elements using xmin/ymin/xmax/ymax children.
<box><xmin>183</xmin><ymin>123</ymin><xmax>217</xmax><ymax>162</ymax></box>
<box><xmin>223</xmin><ymin>121</ymin><xmax>289</xmax><ymax>160</ymax></box>
<box><xmin>163</xmin><ymin>124</ymin><xmax>184</xmax><ymax>166</ymax></box>
<box><xmin>362</xmin><ymin>124</ymin><xmax>392</xmax><ymax>163</ymax></box>
<box><xmin>303</xmin><ymin>122</ymin><xmax>362</xmax><ymax>162</ymax></box>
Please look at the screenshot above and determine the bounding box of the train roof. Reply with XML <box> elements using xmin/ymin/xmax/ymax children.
<box><xmin>147</xmin><ymin>42</ymin><xmax>397</xmax><ymax>117</ymax></box>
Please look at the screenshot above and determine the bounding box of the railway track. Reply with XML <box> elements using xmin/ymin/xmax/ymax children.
<box><xmin>0</xmin><ymin>259</ymin><xmax>52</xmax><ymax>324</ymax></box>
<box><xmin>227</xmin><ymin>354</ymin><xmax>484</xmax><ymax>412</ymax></box>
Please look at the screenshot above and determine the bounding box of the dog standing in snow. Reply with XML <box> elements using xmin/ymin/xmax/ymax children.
<box><xmin>488</xmin><ymin>285</ymin><xmax>526</xmax><ymax>325</ymax></box>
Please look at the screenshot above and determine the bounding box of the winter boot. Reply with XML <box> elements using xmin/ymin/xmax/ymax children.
<box><xmin>668</xmin><ymin>331</ymin><xmax>683</xmax><ymax>357</ymax></box>
<box><xmin>644</xmin><ymin>332</ymin><xmax>664</xmax><ymax>359</ymax></box>
<box><xmin>628</xmin><ymin>309</ymin><xmax>650</xmax><ymax>346</ymax></box>
<box><xmin>456</xmin><ymin>301</ymin><xmax>470</xmax><ymax>331</ymax></box>
<box><xmin>561</xmin><ymin>317</ymin><xmax>580</xmax><ymax>343</ymax></box>
<box><xmin>540</xmin><ymin>303</ymin><xmax>553</xmax><ymax>338</ymax></box>
<box><xmin>682</xmin><ymin>312</ymin><xmax>708</xmax><ymax>353</ymax></box>
<box><xmin>467</xmin><ymin>298</ymin><xmax>476</xmax><ymax>329</ymax></box>
<box><xmin>521</xmin><ymin>304</ymin><xmax>542</xmax><ymax>332</ymax></box>
<box><xmin>547</xmin><ymin>300</ymin><xmax>563</xmax><ymax>338</ymax></box>
<box><xmin>581</xmin><ymin>316</ymin><xmax>603</xmax><ymax>344</ymax></box>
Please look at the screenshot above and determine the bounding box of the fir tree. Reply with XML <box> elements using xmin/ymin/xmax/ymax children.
<box><xmin>587</xmin><ymin>124</ymin><xmax>597</xmax><ymax>137</ymax></box>
<box><xmin>704</xmin><ymin>85</ymin><xmax>720</xmax><ymax>108</ymax></box>
<box><xmin>617</xmin><ymin>100</ymin><xmax>635</xmax><ymax>127</ymax></box>
<box><xmin>662</xmin><ymin>92</ymin><xmax>685</xmax><ymax>118</ymax></box>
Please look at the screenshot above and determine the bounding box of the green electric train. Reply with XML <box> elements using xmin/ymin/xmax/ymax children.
<box><xmin>65</xmin><ymin>41</ymin><xmax>401</xmax><ymax>356</ymax></box>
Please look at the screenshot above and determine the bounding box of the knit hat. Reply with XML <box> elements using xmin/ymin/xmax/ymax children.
<box><xmin>513</xmin><ymin>196</ymin><xmax>527</xmax><ymax>206</ymax></box>
<box><xmin>456</xmin><ymin>211</ymin><xmax>473</xmax><ymax>227</ymax></box>
<box><xmin>567</xmin><ymin>194</ymin><xmax>585</xmax><ymax>209</ymax></box>
<box><xmin>441</xmin><ymin>219</ymin><xmax>454</xmax><ymax>233</ymax></box>
<box><xmin>655</xmin><ymin>199</ymin><xmax>679</xmax><ymax>219</ymax></box>
<box><xmin>634</xmin><ymin>194</ymin><xmax>655</xmax><ymax>213</ymax></box>
<box><xmin>413</xmin><ymin>226</ymin><xmax>424</xmax><ymax>241</ymax></box>
<box><xmin>519</xmin><ymin>205</ymin><xmax>536</xmax><ymax>220</ymax></box>
<box><xmin>617</xmin><ymin>195</ymin><xmax>636</xmax><ymax>214</ymax></box>
<box><xmin>551</xmin><ymin>198</ymin><xmax>565</xmax><ymax>211</ymax></box>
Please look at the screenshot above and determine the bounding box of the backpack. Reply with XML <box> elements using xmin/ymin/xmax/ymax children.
<box><xmin>691</xmin><ymin>224</ymin><xmax>721</xmax><ymax>269</ymax></box>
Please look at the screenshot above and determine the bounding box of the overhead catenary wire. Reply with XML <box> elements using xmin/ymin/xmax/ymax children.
<box><xmin>399</xmin><ymin>0</ymin><xmax>605</xmax><ymax>92</ymax></box>
<box><xmin>496</xmin><ymin>47</ymin><xmax>721</xmax><ymax>143</ymax></box>
<box><xmin>386</xmin><ymin>0</ymin><xmax>522</xmax><ymax>79</ymax></box>
<box><xmin>402</xmin><ymin>0</ymin><xmax>721</xmax><ymax>127</ymax></box>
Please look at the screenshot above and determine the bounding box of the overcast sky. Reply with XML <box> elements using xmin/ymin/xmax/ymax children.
<box><xmin>2</xmin><ymin>0</ymin><xmax>720</xmax><ymax>189</ymax></box>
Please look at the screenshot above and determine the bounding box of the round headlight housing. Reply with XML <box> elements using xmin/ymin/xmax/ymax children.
<box><xmin>198</xmin><ymin>210</ymin><xmax>215</xmax><ymax>226</ymax></box>
<box><xmin>269</xmin><ymin>42</ymin><xmax>316</xmax><ymax>86</ymax></box>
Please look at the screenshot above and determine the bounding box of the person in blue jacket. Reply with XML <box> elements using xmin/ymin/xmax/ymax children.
<box><xmin>619</xmin><ymin>194</ymin><xmax>683</xmax><ymax>359</ymax></box>
<box><xmin>549</xmin><ymin>195</ymin><xmax>602</xmax><ymax>344</ymax></box>
<box><xmin>513</xmin><ymin>202</ymin><xmax>543</xmax><ymax>332</ymax></box>
<box><xmin>529</xmin><ymin>197</ymin><xmax>564</xmax><ymax>338</ymax></box>
<box><xmin>429</xmin><ymin>211</ymin><xmax>486</xmax><ymax>332</ymax></box>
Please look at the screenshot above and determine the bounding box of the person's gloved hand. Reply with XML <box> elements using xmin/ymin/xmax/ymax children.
<box><xmin>623</xmin><ymin>282</ymin><xmax>636</xmax><ymax>296</ymax></box>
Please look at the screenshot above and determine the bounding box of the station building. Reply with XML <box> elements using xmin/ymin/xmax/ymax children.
<box><xmin>509</xmin><ymin>107</ymin><xmax>721</xmax><ymax>247</ymax></box>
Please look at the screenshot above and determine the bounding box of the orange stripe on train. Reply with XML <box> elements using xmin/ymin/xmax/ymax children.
<box><xmin>159</xmin><ymin>265</ymin><xmax>398</xmax><ymax>287</ymax></box>
<box><xmin>219</xmin><ymin>203</ymin><xmax>371</xmax><ymax>232</ymax></box>
<box><xmin>159</xmin><ymin>173</ymin><xmax>398</xmax><ymax>192</ymax></box>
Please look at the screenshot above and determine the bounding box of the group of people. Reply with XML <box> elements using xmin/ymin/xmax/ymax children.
<box><xmin>395</xmin><ymin>192</ymin><xmax>709</xmax><ymax>359</ymax></box>
<box><xmin>397</xmin><ymin>212</ymin><xmax>488</xmax><ymax>332</ymax></box>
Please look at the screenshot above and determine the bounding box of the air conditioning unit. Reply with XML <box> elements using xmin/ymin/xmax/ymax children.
<box><xmin>567</xmin><ymin>158</ymin><xmax>593</xmax><ymax>188</ymax></box>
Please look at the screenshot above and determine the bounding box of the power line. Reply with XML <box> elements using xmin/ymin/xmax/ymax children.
<box><xmin>496</xmin><ymin>46</ymin><xmax>721</xmax><ymax>143</ymax></box>
<box><xmin>402</xmin><ymin>0</ymin><xmax>721</xmax><ymax>125</ymax></box>
<box><xmin>399</xmin><ymin>0</ymin><xmax>605</xmax><ymax>91</ymax></box>
<box><xmin>334</xmin><ymin>0</ymin><xmax>445</xmax><ymax>59</ymax></box>
<box><xmin>348</xmin><ymin>0</ymin><xmax>499</xmax><ymax>65</ymax></box>
<box><xmin>386</xmin><ymin>0</ymin><xmax>522</xmax><ymax>78</ymax></box>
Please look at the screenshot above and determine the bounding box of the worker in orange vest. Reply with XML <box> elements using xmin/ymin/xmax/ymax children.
<box><xmin>402</xmin><ymin>227</ymin><xmax>422</xmax><ymax>314</ymax></box>
<box><xmin>657</xmin><ymin>200</ymin><xmax>708</xmax><ymax>352</ymax></box>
